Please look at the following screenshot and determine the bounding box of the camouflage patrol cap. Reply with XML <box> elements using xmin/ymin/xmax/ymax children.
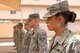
<box><xmin>28</xmin><ymin>13</ymin><xmax>40</xmax><ymax>20</ymax></box>
<box><xmin>18</xmin><ymin>23</ymin><xmax>23</xmax><ymax>27</ymax></box>
<box><xmin>43</xmin><ymin>1</ymin><xmax>70</xmax><ymax>18</ymax></box>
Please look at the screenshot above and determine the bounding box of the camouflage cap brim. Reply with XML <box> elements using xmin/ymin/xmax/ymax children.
<box><xmin>43</xmin><ymin>1</ymin><xmax>70</xmax><ymax>18</ymax></box>
<box><xmin>43</xmin><ymin>11</ymin><xmax>58</xmax><ymax>18</ymax></box>
<box><xmin>28</xmin><ymin>13</ymin><xmax>40</xmax><ymax>20</ymax></box>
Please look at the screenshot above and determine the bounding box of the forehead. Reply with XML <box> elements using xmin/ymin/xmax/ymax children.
<box><xmin>28</xmin><ymin>18</ymin><xmax>34</xmax><ymax>21</ymax></box>
<box><xmin>24</xmin><ymin>22</ymin><xmax>29</xmax><ymax>25</ymax></box>
<box><xmin>24</xmin><ymin>24</ymin><xmax>29</xmax><ymax>27</ymax></box>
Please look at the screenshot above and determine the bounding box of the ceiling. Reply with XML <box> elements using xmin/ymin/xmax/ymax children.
<box><xmin>0</xmin><ymin>0</ymin><xmax>21</xmax><ymax>10</ymax></box>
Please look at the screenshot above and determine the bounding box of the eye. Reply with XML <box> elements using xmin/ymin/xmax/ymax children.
<box><xmin>47</xmin><ymin>17</ymin><xmax>52</xmax><ymax>20</ymax></box>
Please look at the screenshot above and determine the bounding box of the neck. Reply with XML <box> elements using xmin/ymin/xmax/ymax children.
<box><xmin>55</xmin><ymin>27</ymin><xmax>65</xmax><ymax>36</ymax></box>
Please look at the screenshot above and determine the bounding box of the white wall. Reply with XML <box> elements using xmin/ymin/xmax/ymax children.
<box><xmin>21</xmin><ymin>6</ymin><xmax>47</xmax><ymax>19</ymax></box>
<box><xmin>70</xmin><ymin>7</ymin><xmax>80</xmax><ymax>19</ymax></box>
<box><xmin>0</xmin><ymin>6</ymin><xmax>80</xmax><ymax>20</ymax></box>
<box><xmin>21</xmin><ymin>0</ymin><xmax>80</xmax><ymax>6</ymax></box>
<box><xmin>21</xmin><ymin>0</ymin><xmax>56</xmax><ymax>5</ymax></box>
<box><xmin>20</xmin><ymin>6</ymin><xmax>80</xmax><ymax>19</ymax></box>
<box><xmin>68</xmin><ymin>0</ymin><xmax>80</xmax><ymax>6</ymax></box>
<box><xmin>0</xmin><ymin>10</ymin><xmax>21</xmax><ymax>19</ymax></box>
<box><xmin>68</xmin><ymin>21</ymin><xmax>80</xmax><ymax>32</ymax></box>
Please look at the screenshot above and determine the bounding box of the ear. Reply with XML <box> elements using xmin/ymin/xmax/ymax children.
<box><xmin>57</xmin><ymin>16</ymin><xmax>64</xmax><ymax>23</ymax></box>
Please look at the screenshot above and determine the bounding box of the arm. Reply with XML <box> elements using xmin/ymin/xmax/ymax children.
<box><xmin>68</xmin><ymin>41</ymin><xmax>80</xmax><ymax>53</ymax></box>
<box><xmin>38</xmin><ymin>30</ymin><xmax>48</xmax><ymax>53</ymax></box>
<box><xmin>74</xmin><ymin>42</ymin><xmax>80</xmax><ymax>53</ymax></box>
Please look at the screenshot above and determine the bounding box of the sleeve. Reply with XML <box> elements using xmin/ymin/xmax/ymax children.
<box><xmin>37</xmin><ymin>30</ymin><xmax>48</xmax><ymax>53</ymax></box>
<box><xmin>68</xmin><ymin>41</ymin><xmax>80</xmax><ymax>53</ymax></box>
<box><xmin>20</xmin><ymin>30</ymin><xmax>25</xmax><ymax>41</ymax></box>
<box><xmin>74</xmin><ymin>42</ymin><xmax>80</xmax><ymax>53</ymax></box>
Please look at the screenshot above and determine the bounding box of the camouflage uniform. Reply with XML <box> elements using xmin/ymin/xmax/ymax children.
<box><xmin>29</xmin><ymin>26</ymin><xmax>48</xmax><ymax>53</ymax></box>
<box><xmin>21</xmin><ymin>30</ymin><xmax>32</xmax><ymax>53</ymax></box>
<box><xmin>17</xmin><ymin>29</ymin><xmax>25</xmax><ymax>53</ymax></box>
<box><xmin>13</xmin><ymin>27</ymin><xmax>19</xmax><ymax>47</ymax></box>
<box><xmin>48</xmin><ymin>28</ymin><xmax>80</xmax><ymax>53</ymax></box>
<box><xmin>43</xmin><ymin>1</ymin><xmax>80</xmax><ymax>53</ymax></box>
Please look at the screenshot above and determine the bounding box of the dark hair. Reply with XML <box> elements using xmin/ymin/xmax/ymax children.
<box><xmin>24</xmin><ymin>23</ymin><xmax>29</xmax><ymax>26</ymax></box>
<box><xmin>55</xmin><ymin>11</ymin><xmax>76</xmax><ymax>24</ymax></box>
<box><xmin>28</xmin><ymin>13</ymin><xmax>40</xmax><ymax>20</ymax></box>
<box><xmin>18</xmin><ymin>23</ymin><xmax>23</xmax><ymax>27</ymax></box>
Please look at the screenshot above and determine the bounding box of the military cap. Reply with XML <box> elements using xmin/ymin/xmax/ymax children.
<box><xmin>43</xmin><ymin>1</ymin><xmax>70</xmax><ymax>18</ymax></box>
<box><xmin>28</xmin><ymin>13</ymin><xmax>40</xmax><ymax>20</ymax></box>
<box><xmin>18</xmin><ymin>23</ymin><xmax>23</xmax><ymax>26</ymax></box>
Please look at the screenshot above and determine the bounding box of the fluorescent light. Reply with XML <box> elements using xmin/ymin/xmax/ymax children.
<box><xmin>0</xmin><ymin>42</ymin><xmax>15</xmax><ymax>46</ymax></box>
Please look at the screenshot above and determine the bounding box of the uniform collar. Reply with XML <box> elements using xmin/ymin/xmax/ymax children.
<box><xmin>56</xmin><ymin>28</ymin><xmax>72</xmax><ymax>45</ymax></box>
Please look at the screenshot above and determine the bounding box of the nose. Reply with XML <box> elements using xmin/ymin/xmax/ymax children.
<box><xmin>46</xmin><ymin>21</ymin><xmax>48</xmax><ymax>24</ymax></box>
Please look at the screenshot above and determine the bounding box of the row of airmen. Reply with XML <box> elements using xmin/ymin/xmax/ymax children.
<box><xmin>13</xmin><ymin>1</ymin><xmax>80</xmax><ymax>53</ymax></box>
<box><xmin>13</xmin><ymin>13</ymin><xmax>47</xmax><ymax>53</ymax></box>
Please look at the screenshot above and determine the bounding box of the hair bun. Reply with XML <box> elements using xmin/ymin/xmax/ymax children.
<box><xmin>68</xmin><ymin>11</ymin><xmax>76</xmax><ymax>22</ymax></box>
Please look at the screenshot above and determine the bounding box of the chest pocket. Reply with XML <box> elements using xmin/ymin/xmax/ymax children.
<box><xmin>50</xmin><ymin>44</ymin><xmax>64</xmax><ymax>53</ymax></box>
<box><xmin>55</xmin><ymin>45</ymin><xmax>64</xmax><ymax>53</ymax></box>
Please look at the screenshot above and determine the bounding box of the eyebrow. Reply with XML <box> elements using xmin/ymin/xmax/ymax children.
<box><xmin>47</xmin><ymin>17</ymin><xmax>52</xmax><ymax>20</ymax></box>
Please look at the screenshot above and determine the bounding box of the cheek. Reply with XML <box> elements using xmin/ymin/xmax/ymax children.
<box><xmin>47</xmin><ymin>22</ymin><xmax>54</xmax><ymax>30</ymax></box>
<box><xmin>29</xmin><ymin>22</ymin><xmax>32</xmax><ymax>25</ymax></box>
<box><xmin>47</xmin><ymin>20</ymin><xmax>58</xmax><ymax>31</ymax></box>
<box><xmin>29</xmin><ymin>21</ymin><xmax>34</xmax><ymax>27</ymax></box>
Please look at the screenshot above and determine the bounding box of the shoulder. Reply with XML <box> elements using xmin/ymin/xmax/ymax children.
<box><xmin>19</xmin><ymin>29</ymin><xmax>25</xmax><ymax>35</ymax></box>
<box><xmin>37</xmin><ymin>27</ymin><xmax>46</xmax><ymax>33</ymax></box>
<box><xmin>70</xmin><ymin>36</ymin><xmax>80</xmax><ymax>52</ymax></box>
<box><xmin>35</xmin><ymin>27</ymin><xmax>47</xmax><ymax>39</ymax></box>
<box><xmin>69</xmin><ymin>36</ymin><xmax>80</xmax><ymax>43</ymax></box>
<box><xmin>68</xmin><ymin>36</ymin><xmax>80</xmax><ymax>49</ymax></box>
